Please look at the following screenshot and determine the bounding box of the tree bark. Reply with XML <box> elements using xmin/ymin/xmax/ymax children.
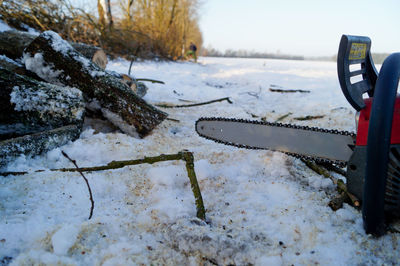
<box><xmin>0</xmin><ymin>30</ymin><xmax>108</xmax><ymax>68</ymax></box>
<box><xmin>0</xmin><ymin>68</ymin><xmax>85</xmax><ymax>140</ymax></box>
<box><xmin>23</xmin><ymin>31</ymin><xmax>167</xmax><ymax>137</ymax></box>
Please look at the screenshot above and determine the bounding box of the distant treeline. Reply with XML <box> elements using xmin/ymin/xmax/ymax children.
<box><xmin>201</xmin><ymin>47</ymin><xmax>304</xmax><ymax>60</ymax></box>
<box><xmin>314</xmin><ymin>53</ymin><xmax>390</xmax><ymax>64</ymax></box>
<box><xmin>201</xmin><ymin>46</ymin><xmax>390</xmax><ymax>64</ymax></box>
<box><xmin>0</xmin><ymin>0</ymin><xmax>203</xmax><ymax>60</ymax></box>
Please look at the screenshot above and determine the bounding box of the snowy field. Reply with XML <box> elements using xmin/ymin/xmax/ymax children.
<box><xmin>1</xmin><ymin>56</ymin><xmax>399</xmax><ymax>265</ymax></box>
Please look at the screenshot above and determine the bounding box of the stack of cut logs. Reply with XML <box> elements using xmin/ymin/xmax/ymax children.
<box><xmin>0</xmin><ymin>30</ymin><xmax>167</xmax><ymax>167</ymax></box>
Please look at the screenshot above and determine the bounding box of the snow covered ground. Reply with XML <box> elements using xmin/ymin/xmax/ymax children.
<box><xmin>1</xmin><ymin>56</ymin><xmax>399</xmax><ymax>265</ymax></box>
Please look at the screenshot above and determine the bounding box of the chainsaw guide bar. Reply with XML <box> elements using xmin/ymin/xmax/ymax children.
<box><xmin>196</xmin><ymin>117</ymin><xmax>356</xmax><ymax>167</ymax></box>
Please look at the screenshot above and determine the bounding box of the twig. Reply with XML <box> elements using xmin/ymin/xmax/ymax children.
<box><xmin>269</xmin><ymin>88</ymin><xmax>310</xmax><ymax>93</ymax></box>
<box><xmin>181</xmin><ymin>151</ymin><xmax>206</xmax><ymax>220</ymax></box>
<box><xmin>136</xmin><ymin>78</ymin><xmax>165</xmax><ymax>84</ymax></box>
<box><xmin>61</xmin><ymin>151</ymin><xmax>94</xmax><ymax>220</ymax></box>
<box><xmin>294</xmin><ymin>115</ymin><xmax>324</xmax><ymax>121</ymax></box>
<box><xmin>1</xmin><ymin>151</ymin><xmax>206</xmax><ymax>220</ymax></box>
<box><xmin>275</xmin><ymin>112</ymin><xmax>292</xmax><ymax>122</ymax></box>
<box><xmin>300</xmin><ymin>159</ymin><xmax>360</xmax><ymax>210</ymax></box>
<box><xmin>166</xmin><ymin>117</ymin><xmax>180</xmax><ymax>122</ymax></box>
<box><xmin>128</xmin><ymin>56</ymin><xmax>135</xmax><ymax>76</ymax></box>
<box><xmin>317</xmin><ymin>161</ymin><xmax>346</xmax><ymax>177</ymax></box>
<box><xmin>155</xmin><ymin>97</ymin><xmax>233</xmax><ymax>108</ymax></box>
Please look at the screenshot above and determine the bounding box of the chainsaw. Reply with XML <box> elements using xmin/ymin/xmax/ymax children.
<box><xmin>195</xmin><ymin>35</ymin><xmax>400</xmax><ymax>236</ymax></box>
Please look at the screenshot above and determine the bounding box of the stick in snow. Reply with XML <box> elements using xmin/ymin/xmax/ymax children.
<box><xmin>61</xmin><ymin>151</ymin><xmax>94</xmax><ymax>220</ymax></box>
<box><xmin>294</xmin><ymin>115</ymin><xmax>325</xmax><ymax>121</ymax></box>
<box><xmin>136</xmin><ymin>78</ymin><xmax>165</xmax><ymax>84</ymax></box>
<box><xmin>275</xmin><ymin>112</ymin><xmax>293</xmax><ymax>122</ymax></box>
<box><xmin>156</xmin><ymin>97</ymin><xmax>232</xmax><ymax>108</ymax></box>
<box><xmin>269</xmin><ymin>88</ymin><xmax>310</xmax><ymax>93</ymax></box>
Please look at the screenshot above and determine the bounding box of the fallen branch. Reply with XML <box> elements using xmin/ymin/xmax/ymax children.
<box><xmin>317</xmin><ymin>161</ymin><xmax>347</xmax><ymax>177</ymax></box>
<box><xmin>275</xmin><ymin>112</ymin><xmax>292</xmax><ymax>122</ymax></box>
<box><xmin>156</xmin><ymin>97</ymin><xmax>233</xmax><ymax>108</ymax></box>
<box><xmin>61</xmin><ymin>151</ymin><xmax>94</xmax><ymax>220</ymax></box>
<box><xmin>0</xmin><ymin>151</ymin><xmax>206</xmax><ymax>220</ymax></box>
<box><xmin>294</xmin><ymin>115</ymin><xmax>325</xmax><ymax>121</ymax></box>
<box><xmin>269</xmin><ymin>88</ymin><xmax>310</xmax><ymax>93</ymax></box>
<box><xmin>181</xmin><ymin>151</ymin><xmax>206</xmax><ymax>220</ymax></box>
<box><xmin>136</xmin><ymin>78</ymin><xmax>165</xmax><ymax>84</ymax></box>
<box><xmin>300</xmin><ymin>159</ymin><xmax>360</xmax><ymax>210</ymax></box>
<box><xmin>166</xmin><ymin>118</ymin><xmax>180</xmax><ymax>123</ymax></box>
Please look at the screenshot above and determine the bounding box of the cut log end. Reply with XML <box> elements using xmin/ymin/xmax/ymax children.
<box><xmin>92</xmin><ymin>49</ymin><xmax>108</xmax><ymax>69</ymax></box>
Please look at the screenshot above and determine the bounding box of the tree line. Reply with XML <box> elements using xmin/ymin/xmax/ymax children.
<box><xmin>201</xmin><ymin>46</ymin><xmax>305</xmax><ymax>61</ymax></box>
<box><xmin>0</xmin><ymin>0</ymin><xmax>203</xmax><ymax>60</ymax></box>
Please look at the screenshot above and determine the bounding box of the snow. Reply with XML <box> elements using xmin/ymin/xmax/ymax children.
<box><xmin>0</xmin><ymin>21</ymin><xmax>12</xmax><ymax>32</ymax></box>
<box><xmin>0</xmin><ymin>55</ymin><xmax>21</xmax><ymax>66</ymax></box>
<box><xmin>23</xmin><ymin>52</ymin><xmax>63</xmax><ymax>84</ymax></box>
<box><xmin>1</xmin><ymin>57</ymin><xmax>399</xmax><ymax>265</ymax></box>
<box><xmin>51</xmin><ymin>224</ymin><xmax>80</xmax><ymax>255</ymax></box>
<box><xmin>41</xmin><ymin>31</ymin><xmax>74</xmax><ymax>55</ymax></box>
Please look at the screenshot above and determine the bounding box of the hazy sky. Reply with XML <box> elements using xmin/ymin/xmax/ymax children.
<box><xmin>199</xmin><ymin>0</ymin><xmax>400</xmax><ymax>57</ymax></box>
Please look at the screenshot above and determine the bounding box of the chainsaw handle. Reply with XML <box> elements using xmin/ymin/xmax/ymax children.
<box><xmin>363</xmin><ymin>53</ymin><xmax>400</xmax><ymax>236</ymax></box>
<box><xmin>337</xmin><ymin>35</ymin><xmax>378</xmax><ymax>111</ymax></box>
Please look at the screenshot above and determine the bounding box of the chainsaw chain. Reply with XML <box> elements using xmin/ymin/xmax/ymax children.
<box><xmin>196</xmin><ymin>117</ymin><xmax>356</xmax><ymax>168</ymax></box>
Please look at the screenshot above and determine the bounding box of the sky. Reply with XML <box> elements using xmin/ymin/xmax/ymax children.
<box><xmin>199</xmin><ymin>0</ymin><xmax>400</xmax><ymax>57</ymax></box>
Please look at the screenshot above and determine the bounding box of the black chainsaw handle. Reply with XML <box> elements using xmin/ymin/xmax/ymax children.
<box><xmin>337</xmin><ymin>35</ymin><xmax>378</xmax><ymax>111</ymax></box>
<box><xmin>363</xmin><ymin>53</ymin><xmax>400</xmax><ymax>236</ymax></box>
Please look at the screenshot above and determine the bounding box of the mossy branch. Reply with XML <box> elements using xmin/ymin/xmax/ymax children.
<box><xmin>301</xmin><ymin>159</ymin><xmax>360</xmax><ymax>210</ymax></box>
<box><xmin>156</xmin><ymin>97</ymin><xmax>232</xmax><ymax>108</ymax></box>
<box><xmin>0</xmin><ymin>151</ymin><xmax>206</xmax><ymax>220</ymax></box>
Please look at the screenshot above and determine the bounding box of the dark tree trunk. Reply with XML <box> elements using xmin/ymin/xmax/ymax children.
<box><xmin>24</xmin><ymin>31</ymin><xmax>167</xmax><ymax>137</ymax></box>
<box><xmin>0</xmin><ymin>68</ymin><xmax>85</xmax><ymax>140</ymax></box>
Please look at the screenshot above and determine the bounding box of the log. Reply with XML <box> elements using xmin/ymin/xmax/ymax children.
<box><xmin>71</xmin><ymin>42</ymin><xmax>108</xmax><ymax>69</ymax></box>
<box><xmin>23</xmin><ymin>31</ymin><xmax>167</xmax><ymax>137</ymax></box>
<box><xmin>0</xmin><ymin>125</ymin><xmax>81</xmax><ymax>168</ymax></box>
<box><xmin>0</xmin><ymin>30</ymin><xmax>35</xmax><ymax>60</ymax></box>
<box><xmin>0</xmin><ymin>68</ymin><xmax>85</xmax><ymax>140</ymax></box>
<box><xmin>0</xmin><ymin>30</ymin><xmax>108</xmax><ymax>68</ymax></box>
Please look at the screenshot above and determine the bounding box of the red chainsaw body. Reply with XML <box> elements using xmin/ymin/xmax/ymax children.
<box><xmin>356</xmin><ymin>97</ymin><xmax>400</xmax><ymax>146</ymax></box>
